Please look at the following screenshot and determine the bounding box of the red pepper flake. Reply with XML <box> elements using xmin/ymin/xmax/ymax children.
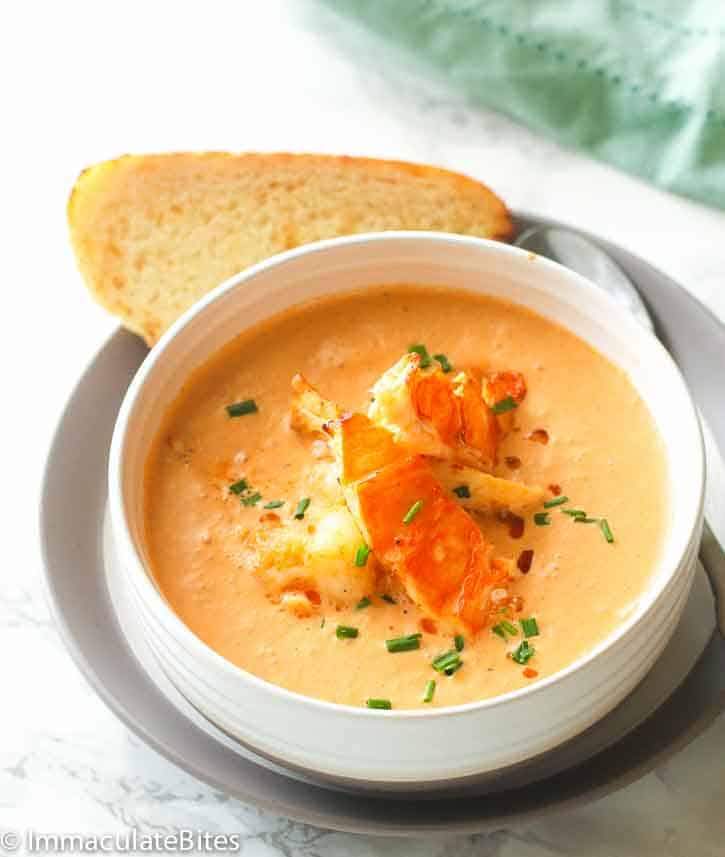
<box><xmin>548</xmin><ymin>483</ymin><xmax>562</xmax><ymax>496</ymax></box>
<box><xmin>420</xmin><ymin>617</ymin><xmax>437</xmax><ymax>635</ymax></box>
<box><xmin>499</xmin><ymin>510</ymin><xmax>525</xmax><ymax>539</ymax></box>
<box><xmin>305</xmin><ymin>589</ymin><xmax>321</xmax><ymax>605</ymax></box>
<box><xmin>517</xmin><ymin>549</ymin><xmax>534</xmax><ymax>574</ymax></box>
<box><xmin>485</xmin><ymin>371</ymin><xmax>527</xmax><ymax>405</ymax></box>
<box><xmin>528</xmin><ymin>429</ymin><xmax>549</xmax><ymax>445</ymax></box>
<box><xmin>504</xmin><ymin>456</ymin><xmax>522</xmax><ymax>470</ymax></box>
<box><xmin>523</xmin><ymin>667</ymin><xmax>538</xmax><ymax>679</ymax></box>
<box><xmin>259</xmin><ymin>512</ymin><xmax>281</xmax><ymax>525</ymax></box>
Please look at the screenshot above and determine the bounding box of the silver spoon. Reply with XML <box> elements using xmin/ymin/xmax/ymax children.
<box><xmin>516</xmin><ymin>225</ymin><xmax>725</xmax><ymax>634</ymax></box>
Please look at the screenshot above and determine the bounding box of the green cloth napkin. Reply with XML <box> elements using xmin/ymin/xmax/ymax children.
<box><xmin>321</xmin><ymin>0</ymin><xmax>725</xmax><ymax>210</ymax></box>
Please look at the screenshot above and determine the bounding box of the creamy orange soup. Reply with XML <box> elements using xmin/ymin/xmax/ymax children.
<box><xmin>144</xmin><ymin>286</ymin><xmax>668</xmax><ymax>709</ymax></box>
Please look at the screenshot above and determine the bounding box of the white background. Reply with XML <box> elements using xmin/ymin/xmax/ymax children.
<box><xmin>2</xmin><ymin>2</ymin><xmax>724</xmax><ymax>855</ymax></box>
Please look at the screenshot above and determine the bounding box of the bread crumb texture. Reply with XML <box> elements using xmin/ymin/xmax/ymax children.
<box><xmin>67</xmin><ymin>152</ymin><xmax>512</xmax><ymax>344</ymax></box>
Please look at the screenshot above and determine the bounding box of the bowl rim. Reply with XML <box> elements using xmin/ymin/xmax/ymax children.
<box><xmin>108</xmin><ymin>230</ymin><xmax>705</xmax><ymax>721</ymax></box>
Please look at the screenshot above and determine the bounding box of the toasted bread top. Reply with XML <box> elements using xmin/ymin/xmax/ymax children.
<box><xmin>68</xmin><ymin>152</ymin><xmax>512</xmax><ymax>344</ymax></box>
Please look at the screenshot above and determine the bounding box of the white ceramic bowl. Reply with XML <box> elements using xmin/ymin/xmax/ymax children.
<box><xmin>108</xmin><ymin>232</ymin><xmax>704</xmax><ymax>788</ymax></box>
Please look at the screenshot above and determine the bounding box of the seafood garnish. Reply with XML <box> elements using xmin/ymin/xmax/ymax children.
<box><xmin>291</xmin><ymin>374</ymin><xmax>515</xmax><ymax>632</ymax></box>
<box><xmin>291</xmin><ymin>359</ymin><xmax>542</xmax><ymax>515</ymax></box>
<box><xmin>368</xmin><ymin>353</ymin><xmax>527</xmax><ymax>471</ymax></box>
<box><xmin>429</xmin><ymin>461</ymin><xmax>543</xmax><ymax>513</ymax></box>
<box><xmin>240</xmin><ymin>461</ymin><xmax>375</xmax><ymax>616</ymax></box>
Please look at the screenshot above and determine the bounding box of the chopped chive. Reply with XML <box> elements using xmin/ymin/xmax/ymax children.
<box><xmin>228</xmin><ymin>479</ymin><xmax>248</xmax><ymax>495</ymax></box>
<box><xmin>380</xmin><ymin>594</ymin><xmax>397</xmax><ymax>605</ymax></box>
<box><xmin>453</xmin><ymin>484</ymin><xmax>471</xmax><ymax>499</ymax></box>
<box><xmin>356</xmin><ymin>596</ymin><xmax>372</xmax><ymax>610</ymax></box>
<box><xmin>543</xmin><ymin>495</ymin><xmax>569</xmax><ymax>508</ymax></box>
<box><xmin>263</xmin><ymin>500</ymin><xmax>284</xmax><ymax>509</ymax></box>
<box><xmin>433</xmin><ymin>353</ymin><xmax>453</xmax><ymax>373</ymax></box>
<box><xmin>226</xmin><ymin>399</ymin><xmax>258</xmax><ymax>417</ymax></box>
<box><xmin>444</xmin><ymin>661</ymin><xmax>463</xmax><ymax>677</ymax></box>
<box><xmin>408</xmin><ymin>344</ymin><xmax>432</xmax><ymax>369</ymax></box>
<box><xmin>491</xmin><ymin>396</ymin><xmax>517</xmax><ymax>415</ymax></box>
<box><xmin>520</xmin><ymin>617</ymin><xmax>539</xmax><ymax>638</ymax></box>
<box><xmin>574</xmin><ymin>516</ymin><xmax>598</xmax><ymax>524</ymax></box>
<box><xmin>492</xmin><ymin>622</ymin><xmax>515</xmax><ymax>639</ymax></box>
<box><xmin>432</xmin><ymin>650</ymin><xmax>458</xmax><ymax>669</ymax></box>
<box><xmin>600</xmin><ymin>518</ymin><xmax>615</xmax><ymax>543</ymax></box>
<box><xmin>241</xmin><ymin>491</ymin><xmax>262</xmax><ymax>507</ymax></box>
<box><xmin>355</xmin><ymin>543</ymin><xmax>371</xmax><ymax>567</ymax></box>
<box><xmin>562</xmin><ymin>508</ymin><xmax>586</xmax><ymax>518</ymax></box>
<box><xmin>366</xmin><ymin>698</ymin><xmax>392</xmax><ymax>710</ymax></box>
<box><xmin>454</xmin><ymin>634</ymin><xmax>465</xmax><ymax>652</ymax></box>
<box><xmin>534</xmin><ymin>512</ymin><xmax>551</xmax><ymax>526</ymax></box>
<box><xmin>293</xmin><ymin>497</ymin><xmax>311</xmax><ymax>519</ymax></box>
<box><xmin>422</xmin><ymin>679</ymin><xmax>436</xmax><ymax>703</ymax></box>
<box><xmin>432</xmin><ymin>650</ymin><xmax>461</xmax><ymax>672</ymax></box>
<box><xmin>320</xmin><ymin>617</ymin><xmax>326</xmax><ymax>629</ymax></box>
<box><xmin>403</xmin><ymin>499</ymin><xmax>424</xmax><ymax>525</ymax></box>
<box><xmin>511</xmin><ymin>639</ymin><xmax>536</xmax><ymax>665</ymax></box>
<box><xmin>336</xmin><ymin>625</ymin><xmax>359</xmax><ymax>639</ymax></box>
<box><xmin>385</xmin><ymin>633</ymin><xmax>422</xmax><ymax>653</ymax></box>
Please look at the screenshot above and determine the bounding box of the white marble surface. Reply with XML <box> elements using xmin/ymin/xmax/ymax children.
<box><xmin>2</xmin><ymin>1</ymin><xmax>725</xmax><ymax>854</ymax></box>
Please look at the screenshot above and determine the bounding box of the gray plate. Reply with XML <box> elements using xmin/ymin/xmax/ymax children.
<box><xmin>40</xmin><ymin>215</ymin><xmax>725</xmax><ymax>835</ymax></box>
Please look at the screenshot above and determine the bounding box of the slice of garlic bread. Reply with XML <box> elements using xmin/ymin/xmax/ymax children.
<box><xmin>68</xmin><ymin>152</ymin><xmax>512</xmax><ymax>345</ymax></box>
